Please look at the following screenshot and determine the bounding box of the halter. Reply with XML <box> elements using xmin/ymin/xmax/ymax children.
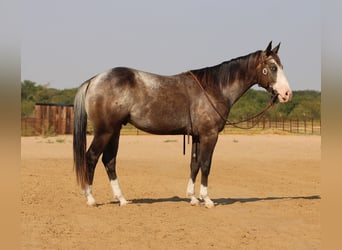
<box><xmin>257</xmin><ymin>56</ymin><xmax>277</xmax><ymax>94</ymax></box>
<box><xmin>182</xmin><ymin>56</ymin><xmax>278</xmax><ymax>154</ymax></box>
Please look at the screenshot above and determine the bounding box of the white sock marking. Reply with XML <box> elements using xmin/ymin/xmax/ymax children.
<box><xmin>199</xmin><ymin>184</ymin><xmax>208</xmax><ymax>198</ymax></box>
<box><xmin>186</xmin><ymin>178</ymin><xmax>195</xmax><ymax>196</ymax></box>
<box><xmin>83</xmin><ymin>185</ymin><xmax>96</xmax><ymax>206</ymax></box>
<box><xmin>200</xmin><ymin>184</ymin><xmax>214</xmax><ymax>208</ymax></box>
<box><xmin>110</xmin><ymin>179</ymin><xmax>128</xmax><ymax>206</ymax></box>
<box><xmin>187</xmin><ymin>178</ymin><xmax>199</xmax><ymax>205</ymax></box>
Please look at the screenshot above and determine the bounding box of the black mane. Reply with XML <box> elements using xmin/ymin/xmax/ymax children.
<box><xmin>190</xmin><ymin>50</ymin><xmax>262</xmax><ymax>89</ymax></box>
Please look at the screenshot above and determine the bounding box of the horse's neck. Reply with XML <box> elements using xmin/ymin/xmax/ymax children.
<box><xmin>221</xmin><ymin>52</ymin><xmax>261</xmax><ymax>106</ymax></box>
<box><xmin>190</xmin><ymin>51</ymin><xmax>261</xmax><ymax>106</ymax></box>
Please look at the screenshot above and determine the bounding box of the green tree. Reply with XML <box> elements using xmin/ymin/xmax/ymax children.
<box><xmin>230</xmin><ymin>89</ymin><xmax>271</xmax><ymax>120</ymax></box>
<box><xmin>230</xmin><ymin>89</ymin><xmax>321</xmax><ymax>121</ymax></box>
<box><xmin>21</xmin><ymin>81</ymin><xmax>77</xmax><ymax>117</ymax></box>
<box><xmin>21</xmin><ymin>80</ymin><xmax>42</xmax><ymax>117</ymax></box>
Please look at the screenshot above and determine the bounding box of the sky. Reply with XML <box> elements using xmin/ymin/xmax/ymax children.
<box><xmin>21</xmin><ymin>0</ymin><xmax>321</xmax><ymax>91</ymax></box>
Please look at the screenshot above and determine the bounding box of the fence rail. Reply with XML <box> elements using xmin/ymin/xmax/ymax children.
<box><xmin>21</xmin><ymin>116</ymin><xmax>321</xmax><ymax>136</ymax></box>
<box><xmin>221</xmin><ymin>117</ymin><xmax>321</xmax><ymax>135</ymax></box>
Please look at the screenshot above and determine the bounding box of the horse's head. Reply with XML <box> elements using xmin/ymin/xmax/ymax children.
<box><xmin>257</xmin><ymin>41</ymin><xmax>292</xmax><ymax>103</ymax></box>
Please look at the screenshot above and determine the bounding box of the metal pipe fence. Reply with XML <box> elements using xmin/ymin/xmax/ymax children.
<box><xmin>22</xmin><ymin>116</ymin><xmax>321</xmax><ymax>136</ymax></box>
<box><xmin>221</xmin><ymin>117</ymin><xmax>321</xmax><ymax>135</ymax></box>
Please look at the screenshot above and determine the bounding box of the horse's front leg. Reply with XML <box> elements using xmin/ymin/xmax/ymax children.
<box><xmin>198</xmin><ymin>133</ymin><xmax>218</xmax><ymax>208</ymax></box>
<box><xmin>186</xmin><ymin>136</ymin><xmax>201</xmax><ymax>205</ymax></box>
<box><xmin>187</xmin><ymin>134</ymin><xmax>218</xmax><ymax>208</ymax></box>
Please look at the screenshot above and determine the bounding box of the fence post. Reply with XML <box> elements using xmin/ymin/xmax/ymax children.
<box><xmin>43</xmin><ymin>106</ymin><xmax>48</xmax><ymax>135</ymax></box>
<box><xmin>51</xmin><ymin>105</ymin><xmax>57</xmax><ymax>134</ymax></box>
<box><xmin>69</xmin><ymin>106</ymin><xmax>74</xmax><ymax>134</ymax></box>
<box><xmin>56</xmin><ymin>106</ymin><xmax>61</xmax><ymax>134</ymax></box>
<box><xmin>34</xmin><ymin>105</ymin><xmax>41</xmax><ymax>134</ymax></box>
<box><xmin>61</xmin><ymin>106</ymin><xmax>67</xmax><ymax>134</ymax></box>
<box><xmin>304</xmin><ymin>118</ymin><xmax>307</xmax><ymax>134</ymax></box>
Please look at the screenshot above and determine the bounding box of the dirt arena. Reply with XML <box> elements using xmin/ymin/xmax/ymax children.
<box><xmin>21</xmin><ymin>134</ymin><xmax>320</xmax><ymax>249</ymax></box>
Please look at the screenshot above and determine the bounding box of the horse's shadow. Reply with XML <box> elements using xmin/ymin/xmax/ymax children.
<box><xmin>212</xmin><ymin>195</ymin><xmax>321</xmax><ymax>205</ymax></box>
<box><xmin>99</xmin><ymin>195</ymin><xmax>320</xmax><ymax>207</ymax></box>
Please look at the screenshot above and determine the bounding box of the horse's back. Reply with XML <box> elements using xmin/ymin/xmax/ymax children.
<box><xmin>83</xmin><ymin>67</ymin><xmax>190</xmax><ymax>134</ymax></box>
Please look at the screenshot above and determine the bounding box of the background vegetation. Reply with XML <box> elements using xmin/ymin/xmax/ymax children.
<box><xmin>21</xmin><ymin>80</ymin><xmax>77</xmax><ymax>117</ymax></box>
<box><xmin>229</xmin><ymin>88</ymin><xmax>321</xmax><ymax>120</ymax></box>
<box><xmin>21</xmin><ymin>80</ymin><xmax>320</xmax><ymax>120</ymax></box>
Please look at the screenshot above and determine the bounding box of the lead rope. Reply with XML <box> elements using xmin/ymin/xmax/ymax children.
<box><xmin>225</xmin><ymin>95</ymin><xmax>277</xmax><ymax>129</ymax></box>
<box><xmin>187</xmin><ymin>71</ymin><xmax>277</xmax><ymax>129</ymax></box>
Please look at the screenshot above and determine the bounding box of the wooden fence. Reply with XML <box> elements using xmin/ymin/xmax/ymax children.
<box><xmin>21</xmin><ymin>104</ymin><xmax>321</xmax><ymax>136</ymax></box>
<box><xmin>21</xmin><ymin>103</ymin><xmax>74</xmax><ymax>136</ymax></box>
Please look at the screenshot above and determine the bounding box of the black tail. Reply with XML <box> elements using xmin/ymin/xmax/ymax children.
<box><xmin>73</xmin><ymin>82</ymin><xmax>89</xmax><ymax>188</ymax></box>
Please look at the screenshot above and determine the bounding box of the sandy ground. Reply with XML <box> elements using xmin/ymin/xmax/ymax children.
<box><xmin>21</xmin><ymin>134</ymin><xmax>320</xmax><ymax>249</ymax></box>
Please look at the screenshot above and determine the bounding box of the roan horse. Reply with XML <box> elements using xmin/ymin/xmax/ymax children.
<box><xmin>73</xmin><ymin>41</ymin><xmax>292</xmax><ymax>208</ymax></box>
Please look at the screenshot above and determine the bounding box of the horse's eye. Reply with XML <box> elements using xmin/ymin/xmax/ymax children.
<box><xmin>271</xmin><ymin>66</ymin><xmax>277</xmax><ymax>72</ymax></box>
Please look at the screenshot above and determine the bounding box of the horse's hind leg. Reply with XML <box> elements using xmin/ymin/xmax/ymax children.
<box><xmin>102</xmin><ymin>131</ymin><xmax>128</xmax><ymax>206</ymax></box>
<box><xmin>84</xmin><ymin>132</ymin><xmax>112</xmax><ymax>206</ymax></box>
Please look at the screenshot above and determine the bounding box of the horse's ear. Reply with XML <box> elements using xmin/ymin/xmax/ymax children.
<box><xmin>265</xmin><ymin>41</ymin><xmax>272</xmax><ymax>56</ymax></box>
<box><xmin>272</xmin><ymin>42</ymin><xmax>281</xmax><ymax>54</ymax></box>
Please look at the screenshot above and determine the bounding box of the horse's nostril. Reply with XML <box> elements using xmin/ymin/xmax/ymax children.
<box><xmin>286</xmin><ymin>90</ymin><xmax>293</xmax><ymax>101</ymax></box>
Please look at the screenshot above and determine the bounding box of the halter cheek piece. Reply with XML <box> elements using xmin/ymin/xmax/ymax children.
<box><xmin>257</xmin><ymin>63</ymin><xmax>270</xmax><ymax>89</ymax></box>
<box><xmin>261</xmin><ymin>67</ymin><xmax>272</xmax><ymax>90</ymax></box>
<box><xmin>258</xmin><ymin>60</ymin><xmax>277</xmax><ymax>101</ymax></box>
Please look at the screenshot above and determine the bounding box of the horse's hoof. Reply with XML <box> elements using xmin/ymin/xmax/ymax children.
<box><xmin>204</xmin><ymin>201</ymin><xmax>215</xmax><ymax>208</ymax></box>
<box><xmin>190</xmin><ymin>197</ymin><xmax>200</xmax><ymax>206</ymax></box>
<box><xmin>119</xmin><ymin>199</ymin><xmax>131</xmax><ymax>206</ymax></box>
<box><xmin>86</xmin><ymin>200</ymin><xmax>97</xmax><ymax>206</ymax></box>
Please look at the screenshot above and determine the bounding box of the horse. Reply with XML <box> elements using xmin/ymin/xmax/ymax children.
<box><xmin>73</xmin><ymin>41</ymin><xmax>292</xmax><ymax>208</ymax></box>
